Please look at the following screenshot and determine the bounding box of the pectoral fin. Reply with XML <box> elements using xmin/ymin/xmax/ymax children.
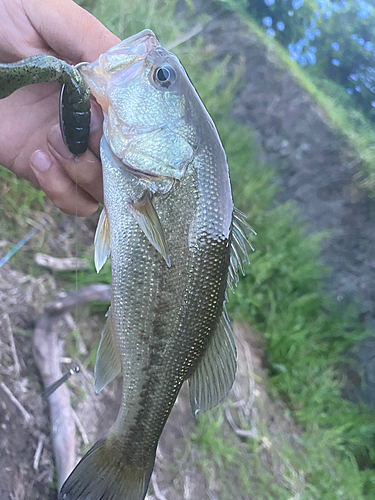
<box><xmin>130</xmin><ymin>193</ymin><xmax>171</xmax><ymax>267</ymax></box>
<box><xmin>94</xmin><ymin>209</ymin><xmax>111</xmax><ymax>273</ymax></box>
<box><xmin>188</xmin><ymin>308</ymin><xmax>237</xmax><ymax>415</ymax></box>
<box><xmin>94</xmin><ymin>309</ymin><xmax>121</xmax><ymax>393</ymax></box>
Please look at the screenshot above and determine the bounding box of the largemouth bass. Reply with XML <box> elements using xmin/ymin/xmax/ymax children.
<box><xmin>60</xmin><ymin>30</ymin><xmax>253</xmax><ymax>500</ymax></box>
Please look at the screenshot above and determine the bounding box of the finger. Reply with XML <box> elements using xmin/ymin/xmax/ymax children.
<box><xmin>26</xmin><ymin>0</ymin><xmax>120</xmax><ymax>63</ymax></box>
<box><xmin>88</xmin><ymin>100</ymin><xmax>104</xmax><ymax>159</ymax></box>
<box><xmin>47</xmin><ymin>124</ymin><xmax>104</xmax><ymax>205</ymax></box>
<box><xmin>30</xmin><ymin>149</ymin><xmax>98</xmax><ymax>217</ymax></box>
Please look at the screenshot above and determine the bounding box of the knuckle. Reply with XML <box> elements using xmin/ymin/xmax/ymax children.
<box><xmin>74</xmin><ymin>160</ymin><xmax>100</xmax><ymax>187</ymax></box>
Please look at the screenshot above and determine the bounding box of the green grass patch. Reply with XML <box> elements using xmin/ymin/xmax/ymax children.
<box><xmin>193</xmin><ymin>100</ymin><xmax>375</xmax><ymax>497</ymax></box>
<box><xmin>0</xmin><ymin>165</ymin><xmax>45</xmax><ymax>219</ymax></box>
<box><xmin>192</xmin><ymin>402</ymin><xmax>373</xmax><ymax>500</ymax></box>
<box><xmin>0</xmin><ymin>165</ymin><xmax>48</xmax><ymax>274</ymax></box>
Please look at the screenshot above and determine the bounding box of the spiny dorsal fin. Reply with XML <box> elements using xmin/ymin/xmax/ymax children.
<box><xmin>94</xmin><ymin>309</ymin><xmax>121</xmax><ymax>393</ymax></box>
<box><xmin>129</xmin><ymin>192</ymin><xmax>171</xmax><ymax>267</ymax></box>
<box><xmin>94</xmin><ymin>209</ymin><xmax>111</xmax><ymax>273</ymax></box>
<box><xmin>227</xmin><ymin>207</ymin><xmax>256</xmax><ymax>293</ymax></box>
<box><xmin>188</xmin><ymin>307</ymin><xmax>237</xmax><ymax>415</ymax></box>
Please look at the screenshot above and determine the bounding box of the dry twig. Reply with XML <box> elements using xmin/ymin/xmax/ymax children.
<box><xmin>2</xmin><ymin>312</ymin><xmax>21</xmax><ymax>376</ymax></box>
<box><xmin>34</xmin><ymin>253</ymin><xmax>89</xmax><ymax>272</ymax></box>
<box><xmin>224</xmin><ymin>405</ymin><xmax>257</xmax><ymax>439</ymax></box>
<box><xmin>151</xmin><ymin>474</ymin><xmax>168</xmax><ymax>500</ymax></box>
<box><xmin>0</xmin><ymin>381</ymin><xmax>32</xmax><ymax>423</ymax></box>
<box><xmin>33</xmin><ymin>435</ymin><xmax>44</xmax><ymax>471</ymax></box>
<box><xmin>71</xmin><ymin>408</ymin><xmax>89</xmax><ymax>445</ymax></box>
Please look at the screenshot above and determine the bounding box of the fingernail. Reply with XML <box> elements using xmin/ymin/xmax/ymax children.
<box><xmin>48</xmin><ymin>124</ymin><xmax>74</xmax><ymax>159</ymax></box>
<box><xmin>30</xmin><ymin>150</ymin><xmax>52</xmax><ymax>172</ymax></box>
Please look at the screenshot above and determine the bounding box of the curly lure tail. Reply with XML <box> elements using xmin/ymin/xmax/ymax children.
<box><xmin>59</xmin><ymin>436</ymin><xmax>154</xmax><ymax>500</ymax></box>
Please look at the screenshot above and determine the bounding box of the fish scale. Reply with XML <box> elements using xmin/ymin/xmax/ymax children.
<box><xmin>60</xmin><ymin>30</ymin><xmax>252</xmax><ymax>500</ymax></box>
<box><xmin>104</xmin><ymin>146</ymin><xmax>230</xmax><ymax>469</ymax></box>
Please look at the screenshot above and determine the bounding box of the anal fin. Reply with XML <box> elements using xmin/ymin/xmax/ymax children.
<box><xmin>94</xmin><ymin>309</ymin><xmax>121</xmax><ymax>393</ymax></box>
<box><xmin>94</xmin><ymin>208</ymin><xmax>111</xmax><ymax>273</ymax></box>
<box><xmin>188</xmin><ymin>307</ymin><xmax>237</xmax><ymax>415</ymax></box>
<box><xmin>129</xmin><ymin>192</ymin><xmax>171</xmax><ymax>267</ymax></box>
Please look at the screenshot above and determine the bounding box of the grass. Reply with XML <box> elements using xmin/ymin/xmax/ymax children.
<box><xmin>1</xmin><ymin>0</ymin><xmax>375</xmax><ymax>497</ymax></box>
<box><xmin>0</xmin><ymin>165</ymin><xmax>49</xmax><ymax>274</ymax></box>
<box><xmin>191</xmin><ymin>403</ymin><xmax>373</xmax><ymax>500</ymax></box>
<box><xmin>204</xmin><ymin>112</ymin><xmax>375</xmax><ymax>498</ymax></box>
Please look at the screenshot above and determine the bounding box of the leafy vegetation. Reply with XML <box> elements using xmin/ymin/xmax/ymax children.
<box><xmin>0</xmin><ymin>165</ymin><xmax>48</xmax><ymax>273</ymax></box>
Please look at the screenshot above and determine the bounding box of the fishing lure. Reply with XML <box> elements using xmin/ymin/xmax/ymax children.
<box><xmin>0</xmin><ymin>55</ymin><xmax>91</xmax><ymax>155</ymax></box>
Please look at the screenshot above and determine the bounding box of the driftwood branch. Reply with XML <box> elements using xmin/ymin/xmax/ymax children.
<box><xmin>32</xmin><ymin>284</ymin><xmax>111</xmax><ymax>489</ymax></box>
<box><xmin>34</xmin><ymin>253</ymin><xmax>89</xmax><ymax>272</ymax></box>
<box><xmin>44</xmin><ymin>284</ymin><xmax>111</xmax><ymax>316</ymax></box>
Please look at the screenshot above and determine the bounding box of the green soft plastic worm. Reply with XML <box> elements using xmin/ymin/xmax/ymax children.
<box><xmin>0</xmin><ymin>54</ymin><xmax>91</xmax><ymax>155</ymax></box>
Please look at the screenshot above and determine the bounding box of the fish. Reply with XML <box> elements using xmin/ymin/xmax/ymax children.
<box><xmin>59</xmin><ymin>29</ymin><xmax>254</xmax><ymax>500</ymax></box>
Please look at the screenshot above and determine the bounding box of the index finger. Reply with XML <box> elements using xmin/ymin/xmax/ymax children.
<box><xmin>25</xmin><ymin>0</ymin><xmax>120</xmax><ymax>63</ymax></box>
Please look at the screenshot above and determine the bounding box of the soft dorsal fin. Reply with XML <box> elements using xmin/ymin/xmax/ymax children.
<box><xmin>227</xmin><ymin>207</ymin><xmax>256</xmax><ymax>292</ymax></box>
<box><xmin>129</xmin><ymin>192</ymin><xmax>171</xmax><ymax>267</ymax></box>
<box><xmin>94</xmin><ymin>309</ymin><xmax>122</xmax><ymax>393</ymax></box>
<box><xmin>94</xmin><ymin>209</ymin><xmax>111</xmax><ymax>273</ymax></box>
<box><xmin>188</xmin><ymin>308</ymin><xmax>237</xmax><ymax>415</ymax></box>
<box><xmin>188</xmin><ymin>208</ymin><xmax>255</xmax><ymax>415</ymax></box>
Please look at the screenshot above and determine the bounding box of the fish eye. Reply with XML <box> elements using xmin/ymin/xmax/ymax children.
<box><xmin>152</xmin><ymin>65</ymin><xmax>176</xmax><ymax>88</ymax></box>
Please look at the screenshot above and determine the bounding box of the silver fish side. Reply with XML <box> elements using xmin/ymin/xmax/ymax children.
<box><xmin>60</xmin><ymin>29</ymin><xmax>253</xmax><ymax>500</ymax></box>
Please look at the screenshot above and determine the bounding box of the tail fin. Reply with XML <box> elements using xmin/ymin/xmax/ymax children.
<box><xmin>59</xmin><ymin>437</ymin><xmax>154</xmax><ymax>500</ymax></box>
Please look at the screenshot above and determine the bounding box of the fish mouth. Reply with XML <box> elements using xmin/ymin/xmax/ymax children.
<box><xmin>100</xmin><ymin>29</ymin><xmax>160</xmax><ymax>73</ymax></box>
<box><xmin>79</xmin><ymin>30</ymin><xmax>160</xmax><ymax>108</ymax></box>
<box><xmin>109</xmin><ymin>29</ymin><xmax>159</xmax><ymax>57</ymax></box>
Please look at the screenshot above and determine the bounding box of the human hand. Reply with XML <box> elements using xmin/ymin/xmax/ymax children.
<box><xmin>0</xmin><ymin>0</ymin><xmax>120</xmax><ymax>216</ymax></box>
